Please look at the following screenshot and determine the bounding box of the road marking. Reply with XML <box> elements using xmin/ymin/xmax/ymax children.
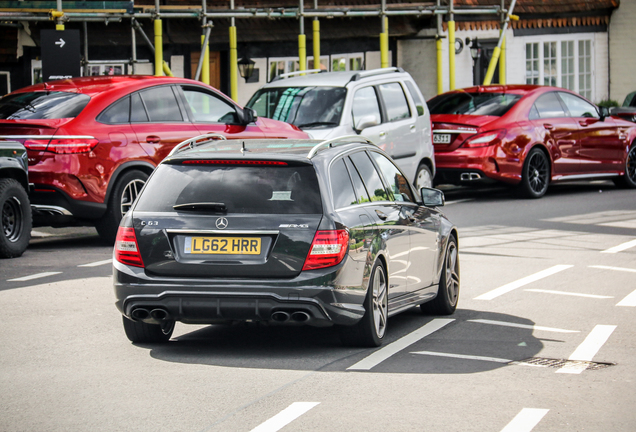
<box><xmin>78</xmin><ymin>259</ymin><xmax>113</xmax><ymax>267</ymax></box>
<box><xmin>589</xmin><ymin>265</ymin><xmax>636</xmax><ymax>274</ymax></box>
<box><xmin>500</xmin><ymin>408</ymin><xmax>549</xmax><ymax>432</ymax></box>
<box><xmin>467</xmin><ymin>319</ymin><xmax>579</xmax><ymax>333</ymax></box>
<box><xmin>617</xmin><ymin>289</ymin><xmax>636</xmax><ymax>307</ymax></box>
<box><xmin>347</xmin><ymin>318</ymin><xmax>454</xmax><ymax>371</ymax></box>
<box><xmin>525</xmin><ymin>289</ymin><xmax>613</xmax><ymax>299</ymax></box>
<box><xmin>411</xmin><ymin>350</ymin><xmax>511</xmax><ymax>363</ymax></box>
<box><xmin>7</xmin><ymin>271</ymin><xmax>62</xmax><ymax>282</ymax></box>
<box><xmin>249</xmin><ymin>402</ymin><xmax>319</xmax><ymax>432</ymax></box>
<box><xmin>474</xmin><ymin>265</ymin><xmax>573</xmax><ymax>300</ymax></box>
<box><xmin>556</xmin><ymin>325</ymin><xmax>616</xmax><ymax>374</ymax></box>
<box><xmin>601</xmin><ymin>239</ymin><xmax>636</xmax><ymax>254</ymax></box>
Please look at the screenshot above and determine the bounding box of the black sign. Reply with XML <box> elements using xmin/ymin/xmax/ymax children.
<box><xmin>41</xmin><ymin>29</ymin><xmax>81</xmax><ymax>81</ymax></box>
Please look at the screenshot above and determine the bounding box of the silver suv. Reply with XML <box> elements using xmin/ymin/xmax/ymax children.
<box><xmin>246</xmin><ymin>67</ymin><xmax>435</xmax><ymax>190</ymax></box>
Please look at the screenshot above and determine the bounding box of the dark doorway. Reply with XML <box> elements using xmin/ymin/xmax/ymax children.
<box><xmin>473</xmin><ymin>38</ymin><xmax>500</xmax><ymax>86</ymax></box>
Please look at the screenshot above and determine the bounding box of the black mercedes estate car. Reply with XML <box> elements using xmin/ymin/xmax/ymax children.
<box><xmin>113</xmin><ymin>135</ymin><xmax>459</xmax><ymax>347</ymax></box>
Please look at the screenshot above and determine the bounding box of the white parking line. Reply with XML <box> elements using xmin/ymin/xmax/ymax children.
<box><xmin>500</xmin><ymin>408</ymin><xmax>549</xmax><ymax>432</ymax></box>
<box><xmin>524</xmin><ymin>289</ymin><xmax>613</xmax><ymax>299</ymax></box>
<box><xmin>249</xmin><ymin>402</ymin><xmax>319</xmax><ymax>432</ymax></box>
<box><xmin>474</xmin><ymin>265</ymin><xmax>573</xmax><ymax>300</ymax></box>
<box><xmin>7</xmin><ymin>271</ymin><xmax>62</xmax><ymax>282</ymax></box>
<box><xmin>589</xmin><ymin>265</ymin><xmax>636</xmax><ymax>274</ymax></box>
<box><xmin>601</xmin><ymin>239</ymin><xmax>636</xmax><ymax>254</ymax></box>
<box><xmin>445</xmin><ymin>199</ymin><xmax>474</xmax><ymax>205</ymax></box>
<box><xmin>617</xmin><ymin>289</ymin><xmax>636</xmax><ymax>307</ymax></box>
<box><xmin>78</xmin><ymin>259</ymin><xmax>113</xmax><ymax>268</ymax></box>
<box><xmin>411</xmin><ymin>350</ymin><xmax>511</xmax><ymax>363</ymax></box>
<box><xmin>347</xmin><ymin>318</ymin><xmax>454</xmax><ymax>371</ymax></box>
<box><xmin>467</xmin><ymin>319</ymin><xmax>579</xmax><ymax>333</ymax></box>
<box><xmin>556</xmin><ymin>325</ymin><xmax>616</xmax><ymax>374</ymax></box>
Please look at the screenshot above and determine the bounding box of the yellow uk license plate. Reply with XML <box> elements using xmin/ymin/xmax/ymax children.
<box><xmin>185</xmin><ymin>237</ymin><xmax>261</xmax><ymax>255</ymax></box>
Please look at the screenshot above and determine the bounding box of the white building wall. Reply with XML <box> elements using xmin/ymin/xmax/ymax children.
<box><xmin>609</xmin><ymin>0</ymin><xmax>636</xmax><ymax>104</ymax></box>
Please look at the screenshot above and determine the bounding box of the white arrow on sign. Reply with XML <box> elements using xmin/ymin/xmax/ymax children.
<box><xmin>55</xmin><ymin>38</ymin><xmax>66</xmax><ymax>48</ymax></box>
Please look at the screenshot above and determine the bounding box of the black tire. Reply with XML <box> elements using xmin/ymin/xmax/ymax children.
<box><xmin>421</xmin><ymin>235</ymin><xmax>459</xmax><ymax>315</ymax></box>
<box><xmin>613</xmin><ymin>144</ymin><xmax>636</xmax><ymax>188</ymax></box>
<box><xmin>0</xmin><ymin>178</ymin><xmax>32</xmax><ymax>259</ymax></box>
<box><xmin>122</xmin><ymin>316</ymin><xmax>174</xmax><ymax>343</ymax></box>
<box><xmin>414</xmin><ymin>163</ymin><xmax>433</xmax><ymax>191</ymax></box>
<box><xmin>518</xmin><ymin>147</ymin><xmax>550</xmax><ymax>198</ymax></box>
<box><xmin>339</xmin><ymin>261</ymin><xmax>388</xmax><ymax>347</ymax></box>
<box><xmin>96</xmin><ymin>170</ymin><xmax>148</xmax><ymax>243</ymax></box>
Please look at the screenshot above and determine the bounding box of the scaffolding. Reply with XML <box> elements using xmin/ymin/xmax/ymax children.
<box><xmin>0</xmin><ymin>1</ymin><xmax>514</xmax><ymax>98</ymax></box>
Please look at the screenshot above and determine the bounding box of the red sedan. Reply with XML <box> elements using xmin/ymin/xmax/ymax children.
<box><xmin>0</xmin><ymin>76</ymin><xmax>308</xmax><ymax>241</ymax></box>
<box><xmin>428</xmin><ymin>85</ymin><xmax>636</xmax><ymax>198</ymax></box>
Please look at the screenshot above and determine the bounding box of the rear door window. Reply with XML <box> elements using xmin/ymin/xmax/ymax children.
<box><xmin>181</xmin><ymin>88</ymin><xmax>237</xmax><ymax>123</ymax></box>
<box><xmin>330</xmin><ymin>158</ymin><xmax>358</xmax><ymax>209</ymax></box>
<box><xmin>378</xmin><ymin>83</ymin><xmax>411</xmax><ymax>122</ymax></box>
<box><xmin>135</xmin><ymin>163</ymin><xmax>322</xmax><ymax>214</ymax></box>
<box><xmin>533</xmin><ymin>92</ymin><xmax>567</xmax><ymax>118</ymax></box>
<box><xmin>349</xmin><ymin>151</ymin><xmax>389</xmax><ymax>202</ymax></box>
<box><xmin>138</xmin><ymin>87</ymin><xmax>183</xmax><ymax>122</ymax></box>
<box><xmin>0</xmin><ymin>91</ymin><xmax>90</xmax><ymax>120</ymax></box>
<box><xmin>130</xmin><ymin>92</ymin><xmax>149</xmax><ymax>122</ymax></box>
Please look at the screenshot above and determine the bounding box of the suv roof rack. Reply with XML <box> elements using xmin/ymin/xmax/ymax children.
<box><xmin>349</xmin><ymin>67</ymin><xmax>404</xmax><ymax>82</ymax></box>
<box><xmin>272</xmin><ymin>69</ymin><xmax>323</xmax><ymax>81</ymax></box>
<box><xmin>307</xmin><ymin>135</ymin><xmax>375</xmax><ymax>159</ymax></box>
<box><xmin>168</xmin><ymin>133</ymin><xmax>227</xmax><ymax>157</ymax></box>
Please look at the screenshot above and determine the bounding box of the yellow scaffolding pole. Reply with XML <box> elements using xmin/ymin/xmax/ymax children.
<box><xmin>483</xmin><ymin>0</ymin><xmax>517</xmax><ymax>85</ymax></box>
<box><xmin>229</xmin><ymin>25</ymin><xmax>238</xmax><ymax>101</ymax></box>
<box><xmin>201</xmin><ymin>34</ymin><xmax>210</xmax><ymax>85</ymax></box>
<box><xmin>437</xmin><ymin>36</ymin><xmax>443</xmax><ymax>94</ymax></box>
<box><xmin>298</xmin><ymin>34</ymin><xmax>306</xmax><ymax>72</ymax></box>
<box><xmin>448</xmin><ymin>20</ymin><xmax>455</xmax><ymax>90</ymax></box>
<box><xmin>499</xmin><ymin>34</ymin><xmax>506</xmax><ymax>84</ymax></box>
<box><xmin>313</xmin><ymin>19</ymin><xmax>320</xmax><ymax>69</ymax></box>
<box><xmin>380</xmin><ymin>16</ymin><xmax>389</xmax><ymax>68</ymax></box>
<box><xmin>154</xmin><ymin>18</ymin><xmax>163</xmax><ymax>76</ymax></box>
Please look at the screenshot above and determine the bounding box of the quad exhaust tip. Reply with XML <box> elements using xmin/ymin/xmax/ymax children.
<box><xmin>271</xmin><ymin>311</ymin><xmax>311</xmax><ymax>323</ymax></box>
<box><xmin>460</xmin><ymin>173</ymin><xmax>482</xmax><ymax>181</ymax></box>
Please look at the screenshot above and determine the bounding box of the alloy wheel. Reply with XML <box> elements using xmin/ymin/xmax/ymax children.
<box><xmin>119</xmin><ymin>179</ymin><xmax>145</xmax><ymax>217</ymax></box>
<box><xmin>372</xmin><ymin>265</ymin><xmax>388</xmax><ymax>338</ymax></box>
<box><xmin>2</xmin><ymin>196</ymin><xmax>22</xmax><ymax>242</ymax></box>
<box><xmin>416</xmin><ymin>167</ymin><xmax>433</xmax><ymax>190</ymax></box>
<box><xmin>445</xmin><ymin>241</ymin><xmax>460</xmax><ymax>306</ymax></box>
<box><xmin>627</xmin><ymin>146</ymin><xmax>636</xmax><ymax>184</ymax></box>
<box><xmin>527</xmin><ymin>152</ymin><xmax>549</xmax><ymax>194</ymax></box>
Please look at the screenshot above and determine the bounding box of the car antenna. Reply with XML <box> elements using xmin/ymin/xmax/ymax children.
<box><xmin>241</xmin><ymin>141</ymin><xmax>248</xmax><ymax>154</ymax></box>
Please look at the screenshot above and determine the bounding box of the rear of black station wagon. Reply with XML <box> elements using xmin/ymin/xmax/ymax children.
<box><xmin>113</xmin><ymin>137</ymin><xmax>459</xmax><ymax>347</ymax></box>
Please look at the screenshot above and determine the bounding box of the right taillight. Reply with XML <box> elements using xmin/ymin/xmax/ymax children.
<box><xmin>462</xmin><ymin>129</ymin><xmax>507</xmax><ymax>148</ymax></box>
<box><xmin>114</xmin><ymin>227</ymin><xmax>144</xmax><ymax>268</ymax></box>
<box><xmin>302</xmin><ymin>230</ymin><xmax>349</xmax><ymax>271</ymax></box>
<box><xmin>24</xmin><ymin>137</ymin><xmax>99</xmax><ymax>154</ymax></box>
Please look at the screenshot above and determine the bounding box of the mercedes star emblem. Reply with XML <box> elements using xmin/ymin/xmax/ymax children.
<box><xmin>215</xmin><ymin>217</ymin><xmax>228</xmax><ymax>230</ymax></box>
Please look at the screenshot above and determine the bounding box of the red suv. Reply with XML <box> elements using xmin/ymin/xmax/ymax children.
<box><xmin>0</xmin><ymin>76</ymin><xmax>308</xmax><ymax>241</ymax></box>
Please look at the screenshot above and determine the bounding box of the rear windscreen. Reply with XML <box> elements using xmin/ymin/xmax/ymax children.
<box><xmin>428</xmin><ymin>92</ymin><xmax>521</xmax><ymax>117</ymax></box>
<box><xmin>0</xmin><ymin>92</ymin><xmax>90</xmax><ymax>120</ymax></box>
<box><xmin>135</xmin><ymin>163</ymin><xmax>323</xmax><ymax>214</ymax></box>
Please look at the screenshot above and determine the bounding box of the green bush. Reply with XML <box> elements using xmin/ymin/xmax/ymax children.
<box><xmin>597</xmin><ymin>99</ymin><xmax>620</xmax><ymax>108</ymax></box>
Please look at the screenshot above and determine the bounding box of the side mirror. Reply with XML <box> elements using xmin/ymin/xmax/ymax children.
<box><xmin>420</xmin><ymin>187</ymin><xmax>445</xmax><ymax>207</ymax></box>
<box><xmin>237</xmin><ymin>107</ymin><xmax>258</xmax><ymax>125</ymax></box>
<box><xmin>354</xmin><ymin>115</ymin><xmax>379</xmax><ymax>132</ymax></box>
<box><xmin>599</xmin><ymin>106</ymin><xmax>610</xmax><ymax>121</ymax></box>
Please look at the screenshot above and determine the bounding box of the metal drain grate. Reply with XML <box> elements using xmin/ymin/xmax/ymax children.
<box><xmin>512</xmin><ymin>357</ymin><xmax>615</xmax><ymax>370</ymax></box>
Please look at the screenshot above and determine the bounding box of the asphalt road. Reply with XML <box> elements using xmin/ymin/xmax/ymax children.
<box><xmin>1</xmin><ymin>180</ymin><xmax>635</xmax><ymax>431</ymax></box>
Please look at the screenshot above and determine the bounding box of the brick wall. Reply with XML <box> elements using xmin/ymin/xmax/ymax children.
<box><xmin>609</xmin><ymin>0</ymin><xmax>636</xmax><ymax>104</ymax></box>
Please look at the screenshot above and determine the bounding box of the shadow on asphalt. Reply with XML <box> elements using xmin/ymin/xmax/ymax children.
<box><xmin>144</xmin><ymin>308</ymin><xmax>543</xmax><ymax>374</ymax></box>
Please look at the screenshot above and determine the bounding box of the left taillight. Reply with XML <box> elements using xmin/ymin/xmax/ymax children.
<box><xmin>462</xmin><ymin>129</ymin><xmax>507</xmax><ymax>148</ymax></box>
<box><xmin>114</xmin><ymin>227</ymin><xmax>144</xmax><ymax>268</ymax></box>
<box><xmin>24</xmin><ymin>138</ymin><xmax>99</xmax><ymax>154</ymax></box>
<box><xmin>302</xmin><ymin>230</ymin><xmax>349</xmax><ymax>271</ymax></box>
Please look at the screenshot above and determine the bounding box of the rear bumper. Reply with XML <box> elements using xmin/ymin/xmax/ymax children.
<box><xmin>434</xmin><ymin>145</ymin><xmax>522</xmax><ymax>185</ymax></box>
<box><xmin>113</xmin><ymin>260</ymin><xmax>367</xmax><ymax>327</ymax></box>
<box><xmin>31</xmin><ymin>187</ymin><xmax>106</xmax><ymax>226</ymax></box>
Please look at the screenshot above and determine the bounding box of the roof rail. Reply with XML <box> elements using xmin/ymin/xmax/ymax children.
<box><xmin>307</xmin><ymin>135</ymin><xmax>375</xmax><ymax>159</ymax></box>
<box><xmin>272</xmin><ymin>69</ymin><xmax>323</xmax><ymax>81</ymax></box>
<box><xmin>349</xmin><ymin>67</ymin><xmax>405</xmax><ymax>82</ymax></box>
<box><xmin>167</xmin><ymin>133</ymin><xmax>227</xmax><ymax>157</ymax></box>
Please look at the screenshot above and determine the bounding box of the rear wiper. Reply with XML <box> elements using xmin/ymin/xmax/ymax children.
<box><xmin>173</xmin><ymin>202</ymin><xmax>227</xmax><ymax>212</ymax></box>
<box><xmin>296</xmin><ymin>121</ymin><xmax>338</xmax><ymax>128</ymax></box>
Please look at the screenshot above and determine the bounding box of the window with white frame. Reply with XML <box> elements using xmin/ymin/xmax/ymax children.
<box><xmin>268</xmin><ymin>53</ymin><xmax>363</xmax><ymax>82</ymax></box>
<box><xmin>578</xmin><ymin>40</ymin><xmax>592</xmax><ymax>100</ymax></box>
<box><xmin>561</xmin><ymin>41</ymin><xmax>575</xmax><ymax>91</ymax></box>
<box><xmin>331</xmin><ymin>53</ymin><xmax>364</xmax><ymax>72</ymax></box>
<box><xmin>543</xmin><ymin>42</ymin><xmax>557</xmax><ymax>86</ymax></box>
<box><xmin>526</xmin><ymin>42</ymin><xmax>539</xmax><ymax>84</ymax></box>
<box><xmin>524</xmin><ymin>37</ymin><xmax>594</xmax><ymax>100</ymax></box>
